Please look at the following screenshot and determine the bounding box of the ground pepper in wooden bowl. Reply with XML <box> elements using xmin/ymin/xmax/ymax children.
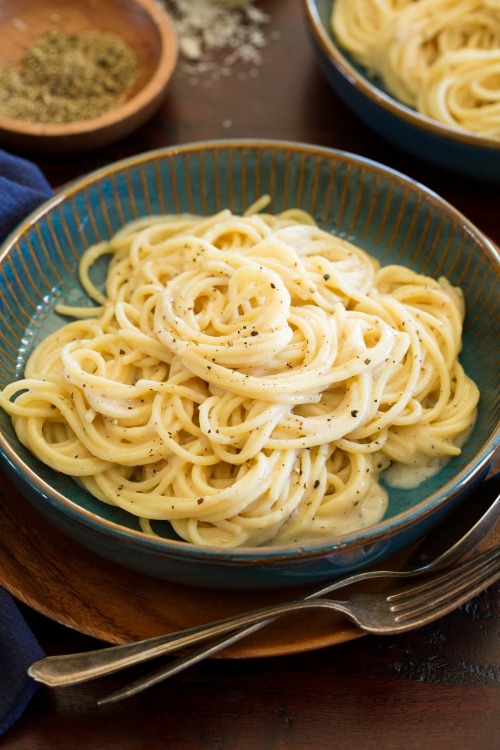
<box><xmin>0</xmin><ymin>29</ymin><xmax>138</xmax><ymax>125</ymax></box>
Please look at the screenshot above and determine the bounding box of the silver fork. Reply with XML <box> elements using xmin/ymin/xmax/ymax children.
<box><xmin>29</xmin><ymin>543</ymin><xmax>500</xmax><ymax>703</ymax></box>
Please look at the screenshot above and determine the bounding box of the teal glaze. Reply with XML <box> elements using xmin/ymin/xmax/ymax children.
<box><xmin>304</xmin><ymin>0</ymin><xmax>500</xmax><ymax>184</ymax></box>
<box><xmin>0</xmin><ymin>141</ymin><xmax>498</xmax><ymax>589</ymax></box>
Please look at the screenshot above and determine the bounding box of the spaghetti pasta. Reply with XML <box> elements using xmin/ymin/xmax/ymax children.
<box><xmin>331</xmin><ymin>0</ymin><xmax>500</xmax><ymax>138</ymax></box>
<box><xmin>0</xmin><ymin>205</ymin><xmax>479</xmax><ymax>547</ymax></box>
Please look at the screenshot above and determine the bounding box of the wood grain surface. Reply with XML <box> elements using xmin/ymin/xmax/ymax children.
<box><xmin>1</xmin><ymin>1</ymin><xmax>499</xmax><ymax>748</ymax></box>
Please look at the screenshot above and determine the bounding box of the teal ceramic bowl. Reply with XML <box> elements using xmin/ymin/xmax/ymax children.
<box><xmin>303</xmin><ymin>0</ymin><xmax>500</xmax><ymax>183</ymax></box>
<box><xmin>0</xmin><ymin>140</ymin><xmax>498</xmax><ymax>590</ymax></box>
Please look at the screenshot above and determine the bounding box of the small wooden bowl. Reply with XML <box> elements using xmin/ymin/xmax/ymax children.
<box><xmin>0</xmin><ymin>0</ymin><xmax>178</xmax><ymax>154</ymax></box>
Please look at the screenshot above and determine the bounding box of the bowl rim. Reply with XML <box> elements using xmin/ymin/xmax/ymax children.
<box><xmin>303</xmin><ymin>0</ymin><xmax>500</xmax><ymax>152</ymax></box>
<box><xmin>0</xmin><ymin>138</ymin><xmax>499</xmax><ymax>564</ymax></box>
<box><xmin>0</xmin><ymin>0</ymin><xmax>178</xmax><ymax>139</ymax></box>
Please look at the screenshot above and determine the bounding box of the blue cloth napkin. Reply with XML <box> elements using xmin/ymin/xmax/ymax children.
<box><xmin>0</xmin><ymin>590</ymin><xmax>45</xmax><ymax>736</ymax></box>
<box><xmin>0</xmin><ymin>149</ymin><xmax>52</xmax><ymax>240</ymax></box>
<box><xmin>0</xmin><ymin>149</ymin><xmax>52</xmax><ymax>736</ymax></box>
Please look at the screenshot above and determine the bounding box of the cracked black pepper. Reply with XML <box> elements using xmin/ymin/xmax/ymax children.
<box><xmin>0</xmin><ymin>29</ymin><xmax>138</xmax><ymax>124</ymax></box>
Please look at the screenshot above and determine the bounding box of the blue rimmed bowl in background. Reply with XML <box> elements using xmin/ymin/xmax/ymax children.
<box><xmin>0</xmin><ymin>140</ymin><xmax>498</xmax><ymax>590</ymax></box>
<box><xmin>303</xmin><ymin>0</ymin><xmax>500</xmax><ymax>184</ymax></box>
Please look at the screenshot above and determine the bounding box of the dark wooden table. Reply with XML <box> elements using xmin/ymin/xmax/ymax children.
<box><xmin>2</xmin><ymin>2</ymin><xmax>499</xmax><ymax>748</ymax></box>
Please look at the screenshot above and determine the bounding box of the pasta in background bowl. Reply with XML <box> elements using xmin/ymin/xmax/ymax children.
<box><xmin>0</xmin><ymin>140</ymin><xmax>498</xmax><ymax>589</ymax></box>
<box><xmin>303</xmin><ymin>0</ymin><xmax>500</xmax><ymax>183</ymax></box>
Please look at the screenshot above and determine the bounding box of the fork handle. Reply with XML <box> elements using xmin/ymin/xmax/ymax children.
<box><xmin>97</xmin><ymin>620</ymin><xmax>289</xmax><ymax>705</ymax></box>
<box><xmin>28</xmin><ymin>564</ymin><xmax>397</xmax><ymax>688</ymax></box>
<box><xmin>29</xmin><ymin>598</ymin><xmax>351</xmax><ymax>688</ymax></box>
<box><xmin>28</xmin><ymin>615</ymin><xmax>273</xmax><ymax>687</ymax></box>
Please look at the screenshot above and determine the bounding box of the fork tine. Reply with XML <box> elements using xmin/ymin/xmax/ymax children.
<box><xmin>388</xmin><ymin>545</ymin><xmax>500</xmax><ymax>603</ymax></box>
<box><xmin>388</xmin><ymin>544</ymin><xmax>500</xmax><ymax>624</ymax></box>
